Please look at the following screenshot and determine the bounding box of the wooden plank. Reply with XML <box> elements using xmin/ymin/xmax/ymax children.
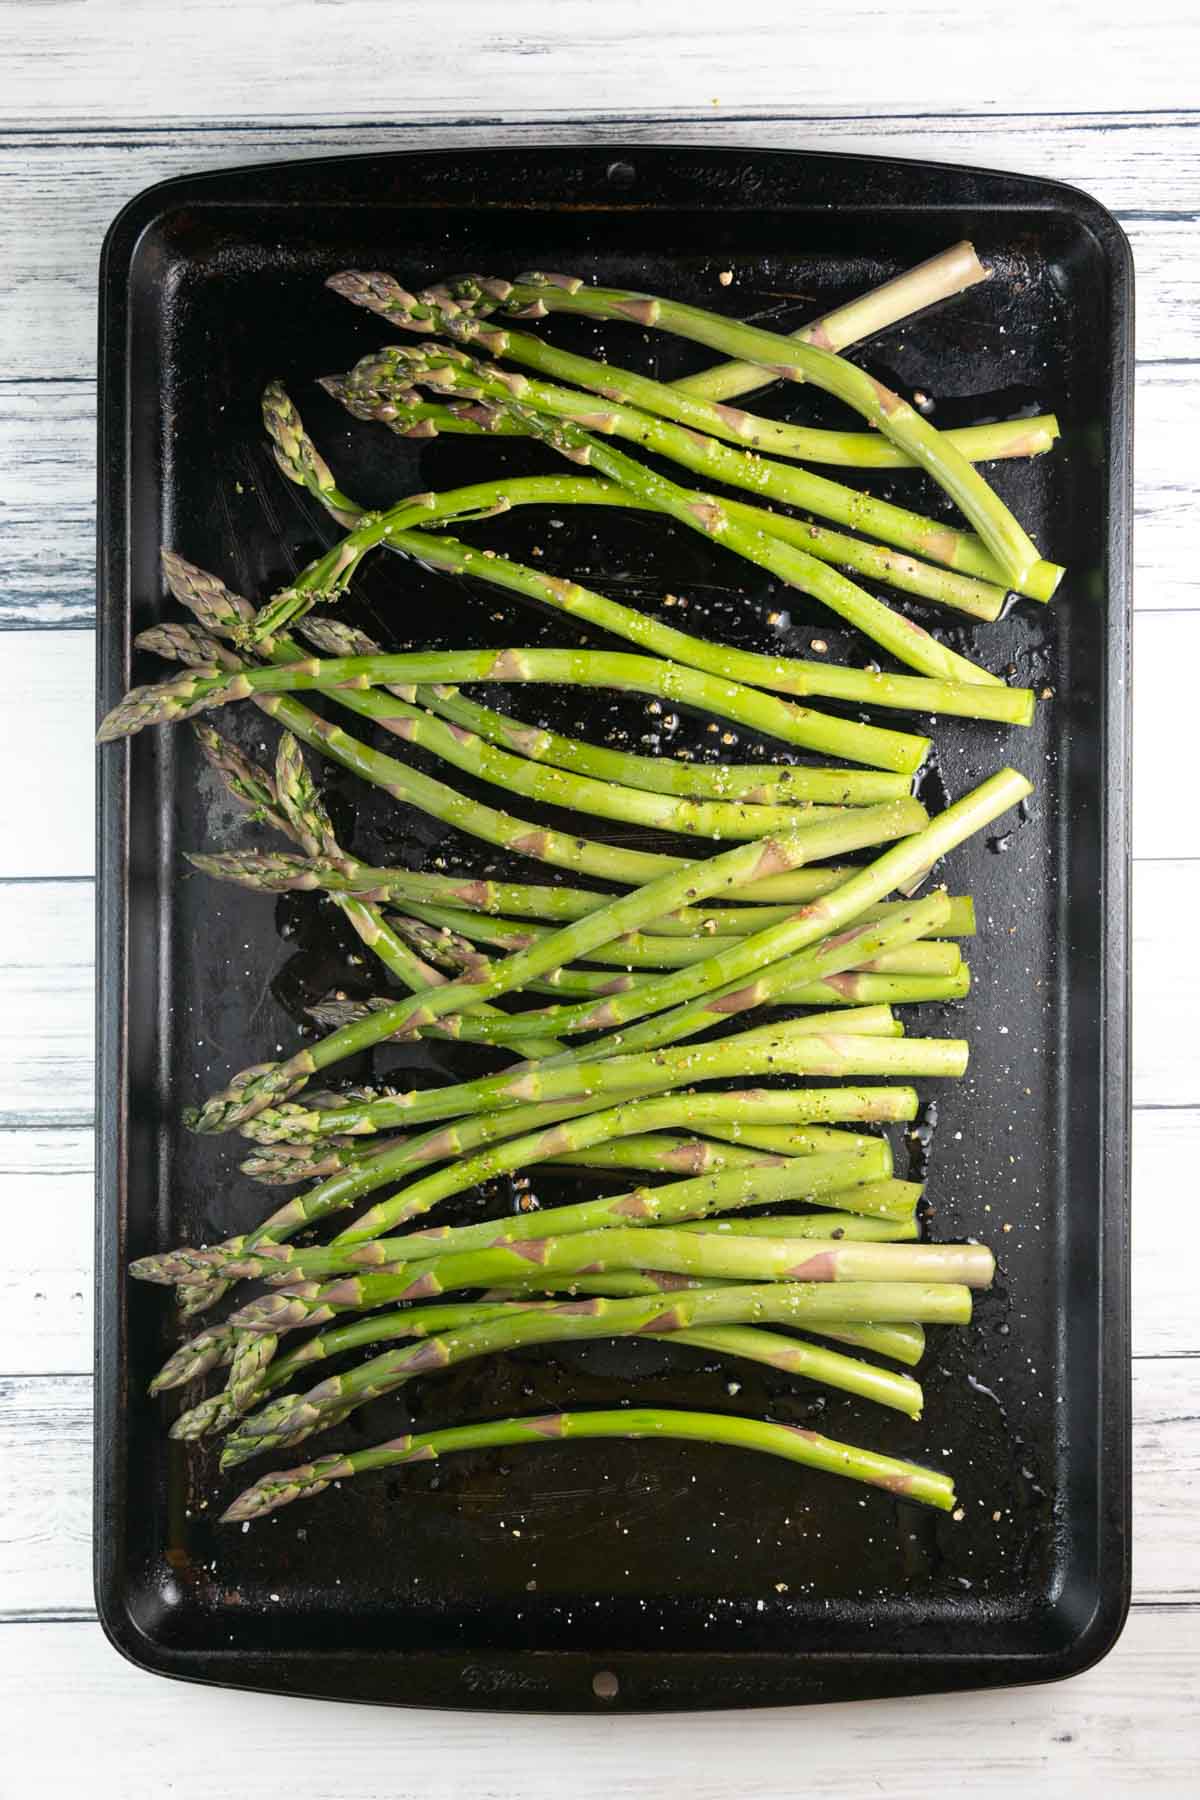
<box><xmin>0</xmin><ymin>883</ymin><xmax>93</xmax><ymax>1128</ymax></box>
<box><xmin>8</xmin><ymin>1106</ymin><xmax>1192</xmax><ymax>1377</ymax></box>
<box><xmin>0</xmin><ymin>1355</ymin><xmax>1193</xmax><ymax>1623</ymax></box>
<box><xmin>1133</xmin><ymin>1107</ymin><xmax>1200</xmax><ymax>1359</ymax></box>
<box><xmin>1133</xmin><ymin>861</ymin><xmax>1199</xmax><ymax>1110</ymax></box>
<box><xmin>0</xmin><ymin>383</ymin><xmax>96</xmax><ymax>628</ymax></box>
<box><xmin>0</xmin><ymin>1606</ymin><xmax>1195</xmax><ymax>1796</ymax></box>
<box><xmin>1133</xmin><ymin>611</ymin><xmax>1200</xmax><ymax>860</ymax></box>
<box><xmin>0</xmin><ymin>631</ymin><xmax>94</xmax><ymax>875</ymax></box>
<box><xmin>0</xmin><ymin>1128</ymin><xmax>93</xmax><ymax>1377</ymax></box>
<box><xmin>0</xmin><ymin>120</ymin><xmax>1196</xmax><ymax>387</ymax></box>
<box><xmin>0</xmin><ymin>839</ymin><xmax>1190</xmax><ymax>1124</ymax></box>
<box><xmin>2</xmin><ymin>360</ymin><xmax>1193</xmax><ymax>630</ymax></box>
<box><xmin>3</xmin><ymin>4</ymin><xmax>1199</xmax><ymax>123</ymax></box>
<box><xmin>12</xmin><ymin>608</ymin><xmax>1197</xmax><ymax>881</ymax></box>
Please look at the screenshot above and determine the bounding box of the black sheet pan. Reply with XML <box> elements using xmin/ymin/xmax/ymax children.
<box><xmin>95</xmin><ymin>144</ymin><xmax>1132</xmax><ymax>1710</ymax></box>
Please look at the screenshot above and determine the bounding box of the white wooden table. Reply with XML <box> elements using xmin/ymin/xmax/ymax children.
<box><xmin>3</xmin><ymin>4</ymin><xmax>1198</xmax><ymax>1792</ymax></box>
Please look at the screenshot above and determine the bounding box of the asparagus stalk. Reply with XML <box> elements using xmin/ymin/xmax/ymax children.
<box><xmin>201</xmin><ymin>1142</ymin><xmax>897</xmax><ymax>1284</ymax></box>
<box><xmin>389</xmin><ymin>939</ymin><xmax>970</xmax><ymax>1010</ymax></box>
<box><xmin>477</xmin><ymin>1272</ymin><xmax>927</xmax><ymax>1365</ymax></box>
<box><xmin>269</xmin><ymin>641</ymin><xmax>864</xmax><ymax>844</ymax></box>
<box><xmin>214</xmin><ymin>759</ymin><xmax>1014</xmax><ymax>1140</ymax></box>
<box><xmin>676</xmin><ymin>1214</ymin><xmax>916</xmax><ymax>1242</ymax></box>
<box><xmin>343</xmin><ymin>365</ymin><xmax>1055</xmax><ymax>471</ymax></box>
<box><xmin>395</xmin><ymin>896</ymin><xmax>959</xmax><ymax>973</ymax></box>
<box><xmin>673</xmin><ymin>241</ymin><xmax>990</xmax><ymax>403</ymax></box>
<box><xmin>339</xmin><ymin>348</ymin><xmax>1039</xmax><ymax>635</ymax></box>
<box><xmin>189</xmin><ymin>842</ymin><xmax>862</xmax><ymax>928</ymax></box>
<box><xmin>221</xmin><ymin>1278</ymin><xmax>979</xmax><ymax>1464</ymax></box>
<box><xmin>178</xmin><ymin>1307</ymin><xmax>925</xmax><ymax>1440</ymax></box>
<box><xmin>304</xmin><ymin>691</ymin><xmax>861</xmax><ymax>842</ymax></box>
<box><xmin>313</xmin><ymin>772</ymin><xmax>1016</xmax><ymax>1094</ymax></box>
<box><xmin>331</xmin><ymin>261</ymin><xmax>1009</xmax><ymax>471</ymax></box>
<box><xmin>334</xmin><ymin>270</ymin><xmax>1041</xmax><ymax>586</ymax></box>
<box><xmin>156</xmin><ymin>572</ymin><xmax>923</xmax><ymax>893</ymax></box>
<box><xmin>268</xmin><ymin>383</ymin><xmax>1020</xmax><ymax>696</ymax></box>
<box><xmin>285</xmin><ymin>372</ymin><xmax>1059</xmax><ymax>613</ymax></box>
<box><xmin>234</xmin><ymin>1014</ymin><xmax>968</xmax><ymax>1149</ymax></box>
<box><xmin>430</xmin><ymin>390</ymin><xmax>1030</xmax><ymax>706</ymax></box>
<box><xmin>330</xmin><ymin>374</ymin><xmax>1021</xmax><ymax>621</ymax></box>
<box><xmin>206</xmin><ymin>1161</ymin><xmax>908</xmax><ymax>1291</ymax></box>
<box><xmin>136</xmin><ymin>1082</ymin><xmax>918</xmax><ymax>1294</ymax></box>
<box><xmin>264</xmin><ymin>731</ymin><xmax>568</xmax><ymax>1059</ymax></box>
<box><xmin>183</xmin><ymin>794</ymin><xmax>929</xmax><ymax>1134</ymax></box>
<box><xmin>401</xmin><ymin>520</ymin><xmax>1022</xmax><ymax>713</ymax></box>
<box><xmin>107</xmin><ymin>635</ymin><xmax>932</xmax><ymax>775</ymax></box>
<box><xmin>381</xmin><ymin>889</ymin><xmax>953</xmax><ymax>1048</ymax></box>
<box><xmin>190</xmin><ymin>838</ymin><xmax>972</xmax><ymax>940</ymax></box>
<box><xmin>290</xmin><ymin>632</ymin><xmax>907</xmax><ymax>805</ymax></box>
<box><xmin>329</xmin><ymin>269</ymin><xmax>1060</xmax><ymax>599</ymax></box>
<box><xmin>200</xmin><ymin>762</ymin><xmax>1019</xmax><ymax>1141</ymax></box>
<box><xmin>223</xmin><ymin>1404</ymin><xmax>957</xmax><ymax>1523</ymax></box>
<box><xmin>327</xmin><ymin>379</ymin><xmax>1012</xmax><ymax>624</ymax></box>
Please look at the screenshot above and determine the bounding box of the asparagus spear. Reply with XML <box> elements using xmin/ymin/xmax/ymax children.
<box><xmin>207</xmin><ymin>762</ymin><xmax>1020</xmax><ymax>1138</ymax></box>
<box><xmin>247</xmin><ymin>776</ymin><xmax>1003</xmax><ymax>1136</ymax></box>
<box><xmin>275</xmin><ymin>378</ymin><xmax>1011</xmax><ymax>695</ymax></box>
<box><xmin>338</xmin><ymin>348</ymin><xmax>1042</xmax><ymax>636</ymax></box>
<box><xmin>387</xmin><ymin>934</ymin><xmax>971</xmax><ymax>1009</ymax></box>
<box><xmin>477</xmin><ymin>1272</ymin><xmax>927</xmax><ymax>1366</ymax></box>
<box><xmin>332</xmin><ymin>271</ymin><xmax>1041</xmax><ymax>586</ymax></box>
<box><xmin>374</xmin><ymin>889</ymin><xmax>953</xmax><ymax>1048</ymax></box>
<box><xmin>264</xmin><ymin>731</ymin><xmax>568</xmax><ymax>1059</ymax></box>
<box><xmin>197</xmin><ymin>1139</ymin><xmax>896</xmax><ymax>1284</ymax></box>
<box><xmin>155</xmin><ymin>578</ymin><xmax>923</xmax><ymax>894</ymax></box>
<box><xmin>293</xmin><ymin>628</ymin><xmax>907</xmax><ymax>805</ymax></box>
<box><xmin>326</xmin><ymin>378</ymin><xmax>1012</xmax><ymax>624</ymax></box>
<box><xmin>152</xmin><ymin>1255</ymin><xmax>922</xmax><ymax>1400</ymax></box>
<box><xmin>200</xmin><ymin>762</ymin><xmax>1020</xmax><ymax>1141</ymax></box>
<box><xmin>269</xmin><ymin>641</ymin><xmax>865</xmax><ymax>843</ymax></box>
<box><xmin>236</xmin><ymin>1216</ymin><xmax>981</xmax><ymax>1302</ymax></box>
<box><xmin>177</xmin><ymin>1305</ymin><xmax>925</xmax><ymax>1440</ymax></box>
<box><xmin>301</xmin><ymin>692</ymin><xmax>862</xmax><ymax>842</ymax></box>
<box><xmin>136</xmin><ymin>1082</ymin><xmax>919</xmax><ymax>1294</ymax></box>
<box><xmin>221</xmin><ymin>1278</ymin><xmax>980</xmax><ymax>1464</ymax></box>
<box><xmin>109</xmin><ymin>632</ymin><xmax>933</xmax><ymax>775</ymax></box>
<box><xmin>329</xmin><ymin>262</ymin><xmax>1011</xmax><ymax>471</ymax></box>
<box><xmin>342</xmin><ymin>365</ymin><xmax>1054</xmax><ymax>471</ymax></box>
<box><xmin>237</xmin><ymin>1014</ymin><xmax>968</xmax><ymax>1149</ymax></box>
<box><xmin>183</xmin><ymin>791</ymin><xmax>929</xmax><ymax>1135</ymax></box>
<box><xmin>424</xmin><ymin>388</ymin><xmax>1032</xmax><ymax>709</ymax></box>
<box><xmin>190</xmin><ymin>836</ymin><xmax>972</xmax><ymax>940</ymax></box>
<box><xmin>674</xmin><ymin>240</ymin><xmax>990</xmax><ymax>404</ymax></box>
<box><xmin>269</xmin><ymin>383</ymin><xmax>1027</xmax><ymax>700</ymax></box>
<box><xmin>328</xmin><ymin>270</ymin><xmax>1060</xmax><ymax>600</ymax></box>
<box><xmin>394</xmin><ymin>895</ymin><xmax>959</xmax><ymax>973</ymax></box>
<box><xmin>106</xmin><ymin>620</ymin><xmax>999</xmax><ymax>766</ymax></box>
<box><xmin>223</xmin><ymin>1404</ymin><xmax>957</xmax><ymax>1523</ymax></box>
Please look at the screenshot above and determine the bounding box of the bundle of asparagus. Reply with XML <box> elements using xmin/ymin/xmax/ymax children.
<box><xmin>97</xmin><ymin>242</ymin><xmax>1051</xmax><ymax>1528</ymax></box>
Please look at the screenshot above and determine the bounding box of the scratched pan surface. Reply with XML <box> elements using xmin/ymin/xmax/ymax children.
<box><xmin>94</xmin><ymin>146</ymin><xmax>1131</xmax><ymax>1710</ymax></box>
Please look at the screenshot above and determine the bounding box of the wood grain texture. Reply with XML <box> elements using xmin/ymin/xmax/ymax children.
<box><xmin>3</xmin><ymin>362</ymin><xmax>1194</xmax><ymax>630</ymax></box>
<box><xmin>2</xmin><ymin>2</ymin><xmax>1199</xmax><ymax>120</ymax></box>
<box><xmin>0</xmin><ymin>1353</ymin><xmax>1194</xmax><ymax>1625</ymax></box>
<box><xmin>0</xmin><ymin>1607</ymin><xmax>1195</xmax><ymax>1798</ymax></box>
<box><xmin>1</xmin><ymin>117</ymin><xmax>1198</xmax><ymax>389</ymax></box>
<box><xmin>6</xmin><ymin>614</ymin><xmax>1195</xmax><ymax>879</ymax></box>
<box><xmin>1</xmin><ymin>1</ymin><xmax>1194</xmax><ymax>1757</ymax></box>
<box><xmin>0</xmin><ymin>856</ymin><xmax>1191</xmax><ymax>1124</ymax></box>
<box><xmin>0</xmin><ymin>1127</ymin><xmax>93</xmax><ymax>1376</ymax></box>
<box><xmin>8</xmin><ymin>1104</ymin><xmax>1191</xmax><ymax>1380</ymax></box>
